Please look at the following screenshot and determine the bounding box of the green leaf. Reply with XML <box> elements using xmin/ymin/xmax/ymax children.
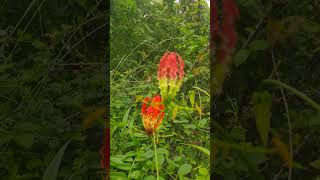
<box><xmin>178</xmin><ymin>164</ymin><xmax>192</xmax><ymax>176</ymax></box>
<box><xmin>121</xmin><ymin>106</ymin><xmax>132</xmax><ymax>134</ymax></box>
<box><xmin>134</xmin><ymin>156</ymin><xmax>147</xmax><ymax>162</ymax></box>
<box><xmin>110</xmin><ymin>172</ymin><xmax>128</xmax><ymax>180</ymax></box>
<box><xmin>111</xmin><ymin>126</ymin><xmax>118</xmax><ymax>137</ymax></box>
<box><xmin>143</xmin><ymin>176</ymin><xmax>156</xmax><ymax>180</ymax></box>
<box><xmin>199</xmin><ymin>167</ymin><xmax>208</xmax><ymax>176</ymax></box>
<box><xmin>198</xmin><ymin>118</ymin><xmax>208</xmax><ymax>128</ymax></box>
<box><xmin>14</xmin><ymin>133</ymin><xmax>34</xmax><ymax>148</ymax></box>
<box><xmin>251</xmin><ymin>91</ymin><xmax>272</xmax><ymax>145</ymax></box>
<box><xmin>234</xmin><ymin>49</ymin><xmax>250</xmax><ymax>67</ymax></box>
<box><xmin>124</xmin><ymin>157</ymin><xmax>133</xmax><ymax>162</ymax></box>
<box><xmin>125</xmin><ymin>151</ymin><xmax>137</xmax><ymax>157</ymax></box>
<box><xmin>183</xmin><ymin>144</ymin><xmax>210</xmax><ymax>156</ymax></box>
<box><xmin>189</xmin><ymin>90</ymin><xmax>195</xmax><ymax>108</ymax></box>
<box><xmin>42</xmin><ymin>140</ymin><xmax>71</xmax><ymax>180</ymax></box>
<box><xmin>310</xmin><ymin>159</ymin><xmax>320</xmax><ymax>169</ymax></box>
<box><xmin>143</xmin><ymin>150</ymin><xmax>154</xmax><ymax>158</ymax></box>
<box><xmin>135</xmin><ymin>151</ymin><xmax>147</xmax><ymax>162</ymax></box>
<box><xmin>157</xmin><ymin>148</ymin><xmax>168</xmax><ymax>155</ymax></box>
<box><xmin>130</xmin><ymin>170</ymin><xmax>142</xmax><ymax>179</ymax></box>
<box><xmin>133</xmin><ymin>132</ymin><xmax>148</xmax><ymax>138</ymax></box>
<box><xmin>212</xmin><ymin>63</ymin><xmax>229</xmax><ymax>95</ymax></box>
<box><xmin>249</xmin><ymin>40</ymin><xmax>269</xmax><ymax>51</ymax></box>
<box><xmin>122</xmin><ymin>106</ymin><xmax>132</xmax><ymax>122</ymax></box>
<box><xmin>196</xmin><ymin>175</ymin><xmax>209</xmax><ymax>180</ymax></box>
<box><xmin>110</xmin><ymin>156</ymin><xmax>133</xmax><ymax>171</ymax></box>
<box><xmin>111</xmin><ymin>155</ymin><xmax>125</xmax><ymax>164</ymax></box>
<box><xmin>157</xmin><ymin>154</ymin><xmax>165</xmax><ymax>167</ymax></box>
<box><xmin>111</xmin><ymin>162</ymin><xmax>132</xmax><ymax>171</ymax></box>
<box><xmin>262</xmin><ymin>79</ymin><xmax>320</xmax><ymax>112</ymax></box>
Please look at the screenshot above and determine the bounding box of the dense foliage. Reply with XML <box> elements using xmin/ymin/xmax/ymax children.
<box><xmin>1</xmin><ymin>0</ymin><xmax>320</xmax><ymax>180</ymax></box>
<box><xmin>110</xmin><ymin>0</ymin><xmax>210</xmax><ymax>179</ymax></box>
<box><xmin>0</xmin><ymin>0</ymin><xmax>107</xmax><ymax>179</ymax></box>
<box><xmin>212</xmin><ymin>0</ymin><xmax>320</xmax><ymax>179</ymax></box>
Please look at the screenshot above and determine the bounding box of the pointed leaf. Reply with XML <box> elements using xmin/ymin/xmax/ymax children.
<box><xmin>189</xmin><ymin>90</ymin><xmax>195</xmax><ymax>108</ymax></box>
<box><xmin>251</xmin><ymin>91</ymin><xmax>272</xmax><ymax>145</ymax></box>
<box><xmin>183</xmin><ymin>144</ymin><xmax>210</xmax><ymax>156</ymax></box>
<box><xmin>310</xmin><ymin>159</ymin><xmax>320</xmax><ymax>169</ymax></box>
<box><xmin>234</xmin><ymin>49</ymin><xmax>250</xmax><ymax>67</ymax></box>
<box><xmin>42</xmin><ymin>140</ymin><xmax>71</xmax><ymax>180</ymax></box>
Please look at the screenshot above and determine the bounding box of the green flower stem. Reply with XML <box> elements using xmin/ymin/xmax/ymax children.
<box><xmin>153</xmin><ymin>131</ymin><xmax>159</xmax><ymax>180</ymax></box>
<box><xmin>263</xmin><ymin>79</ymin><xmax>320</xmax><ymax>112</ymax></box>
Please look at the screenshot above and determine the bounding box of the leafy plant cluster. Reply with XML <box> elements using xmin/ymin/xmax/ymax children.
<box><xmin>0</xmin><ymin>0</ymin><xmax>107</xmax><ymax>179</ymax></box>
<box><xmin>212</xmin><ymin>0</ymin><xmax>320</xmax><ymax>179</ymax></box>
<box><xmin>110</xmin><ymin>0</ymin><xmax>210</xmax><ymax>179</ymax></box>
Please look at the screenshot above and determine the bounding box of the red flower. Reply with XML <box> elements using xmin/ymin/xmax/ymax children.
<box><xmin>157</xmin><ymin>52</ymin><xmax>185</xmax><ymax>101</ymax></box>
<box><xmin>222</xmin><ymin>0</ymin><xmax>240</xmax><ymax>25</ymax></box>
<box><xmin>211</xmin><ymin>0</ymin><xmax>219</xmax><ymax>42</ymax></box>
<box><xmin>158</xmin><ymin>52</ymin><xmax>184</xmax><ymax>80</ymax></box>
<box><xmin>211</xmin><ymin>0</ymin><xmax>239</xmax><ymax>63</ymax></box>
<box><xmin>100</xmin><ymin>128</ymin><xmax>110</xmax><ymax>176</ymax></box>
<box><xmin>141</xmin><ymin>95</ymin><xmax>165</xmax><ymax>134</ymax></box>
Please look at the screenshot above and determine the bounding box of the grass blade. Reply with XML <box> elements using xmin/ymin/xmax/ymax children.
<box><xmin>182</xmin><ymin>144</ymin><xmax>210</xmax><ymax>156</ymax></box>
<box><xmin>42</xmin><ymin>140</ymin><xmax>71</xmax><ymax>180</ymax></box>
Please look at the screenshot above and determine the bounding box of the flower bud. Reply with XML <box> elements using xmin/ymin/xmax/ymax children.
<box><xmin>157</xmin><ymin>52</ymin><xmax>184</xmax><ymax>101</ymax></box>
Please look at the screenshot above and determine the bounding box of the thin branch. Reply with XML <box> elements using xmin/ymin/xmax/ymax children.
<box><xmin>8</xmin><ymin>0</ymin><xmax>37</xmax><ymax>38</ymax></box>
<box><xmin>270</xmin><ymin>46</ymin><xmax>293</xmax><ymax>180</ymax></box>
<box><xmin>5</xmin><ymin>0</ymin><xmax>47</xmax><ymax>62</ymax></box>
<box><xmin>60</xmin><ymin>21</ymin><xmax>108</xmax><ymax>61</ymax></box>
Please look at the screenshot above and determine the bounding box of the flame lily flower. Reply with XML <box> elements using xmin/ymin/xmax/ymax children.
<box><xmin>157</xmin><ymin>52</ymin><xmax>185</xmax><ymax>101</ymax></box>
<box><xmin>211</xmin><ymin>0</ymin><xmax>239</xmax><ymax>63</ymax></box>
<box><xmin>141</xmin><ymin>95</ymin><xmax>165</xmax><ymax>134</ymax></box>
